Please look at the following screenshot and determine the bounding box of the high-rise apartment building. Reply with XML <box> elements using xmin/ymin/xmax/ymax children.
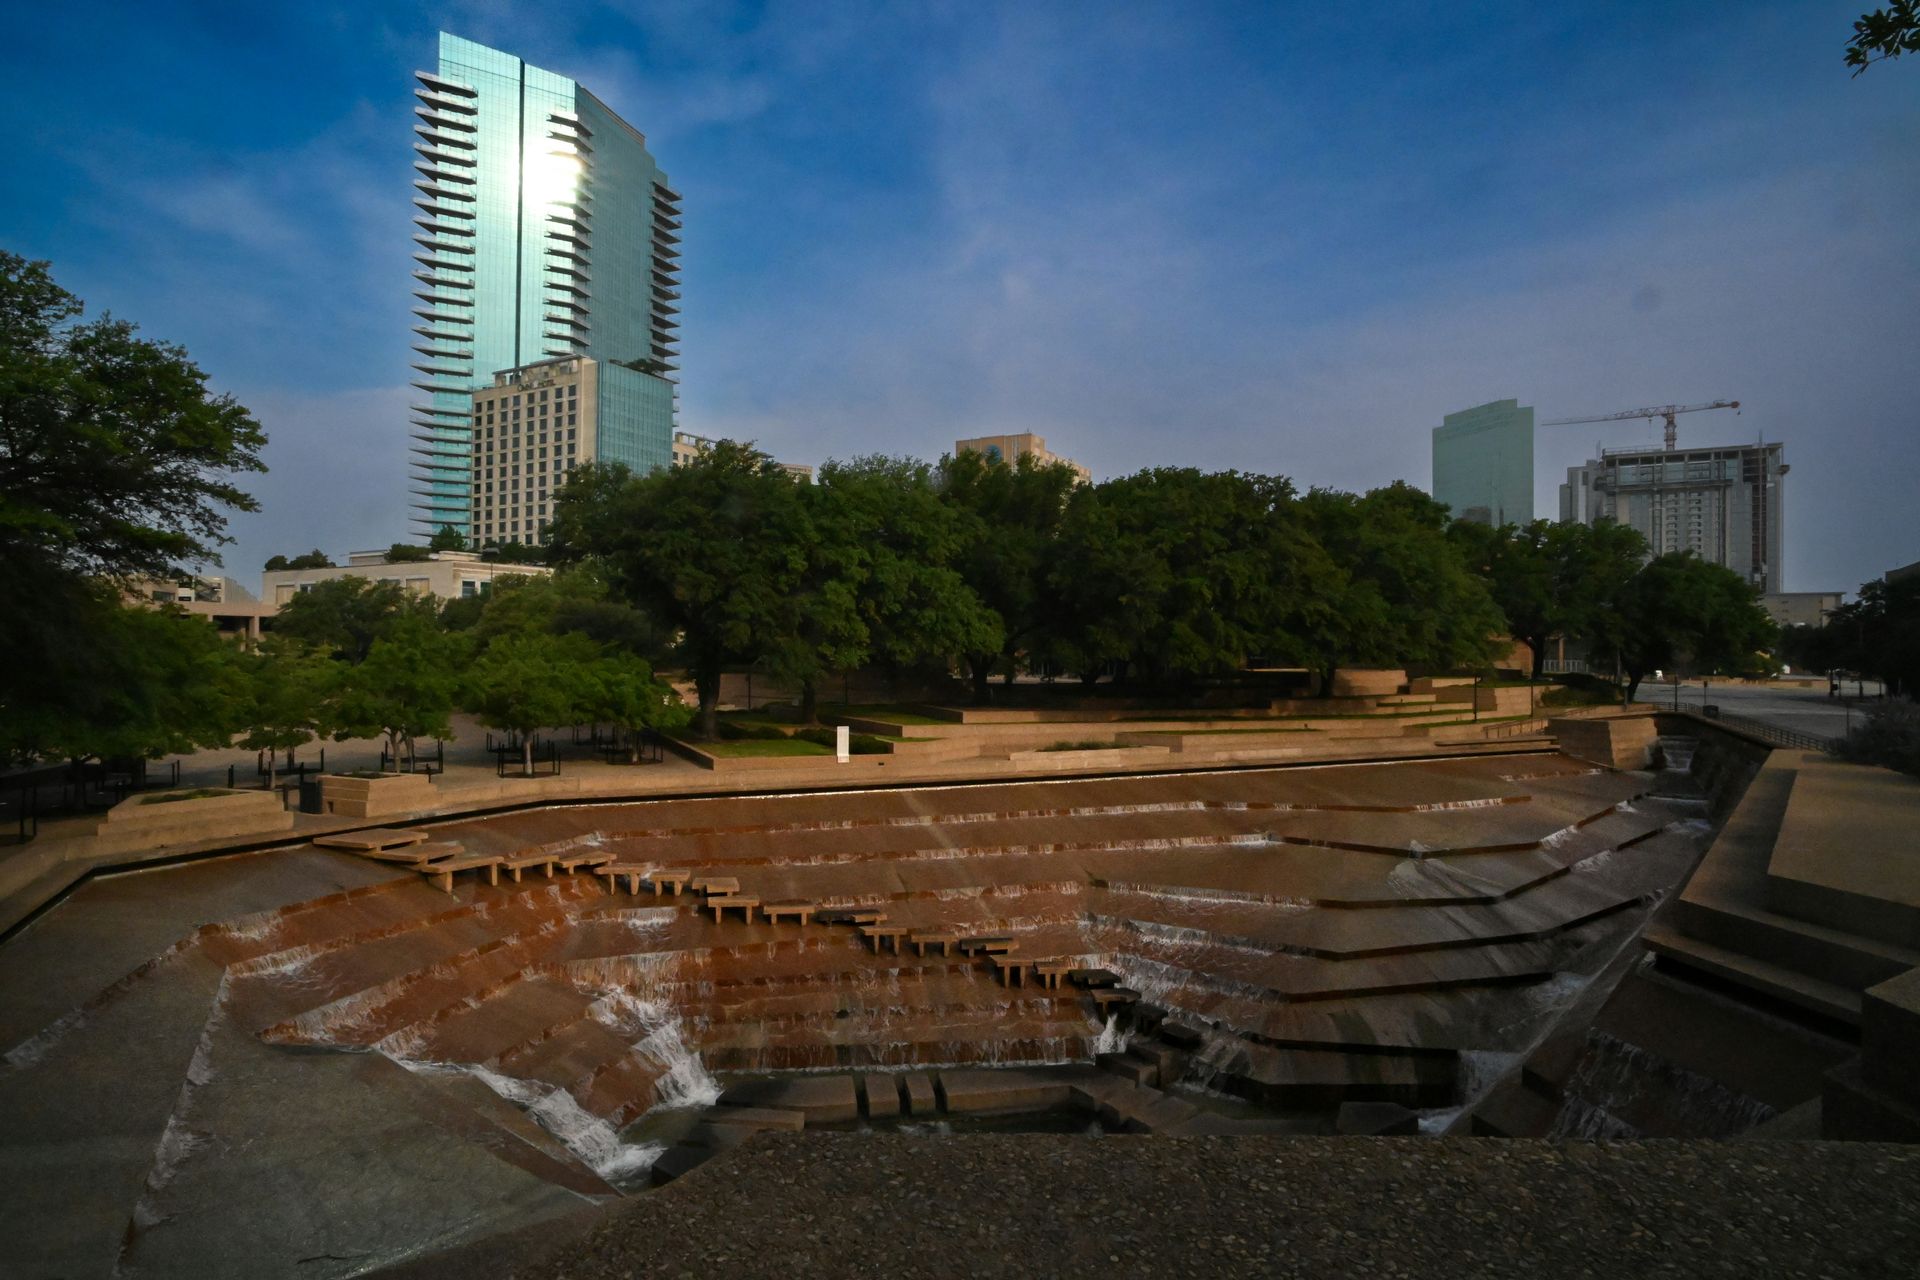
<box><xmin>1430</xmin><ymin>400</ymin><xmax>1534</xmax><ymax>526</ymax></box>
<box><xmin>410</xmin><ymin>33</ymin><xmax>681</xmax><ymax>539</ymax></box>
<box><xmin>1559</xmin><ymin>441</ymin><xmax>1787</xmax><ymax>592</ymax></box>
<box><xmin>953</xmin><ymin>433</ymin><xmax>1092</xmax><ymax>484</ymax></box>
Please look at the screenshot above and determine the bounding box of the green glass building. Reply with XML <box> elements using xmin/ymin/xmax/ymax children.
<box><xmin>1430</xmin><ymin>399</ymin><xmax>1534</xmax><ymax>527</ymax></box>
<box><xmin>410</xmin><ymin>33</ymin><xmax>681</xmax><ymax>538</ymax></box>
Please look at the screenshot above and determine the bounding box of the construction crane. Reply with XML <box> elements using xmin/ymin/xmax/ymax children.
<box><xmin>1540</xmin><ymin>400</ymin><xmax>1741</xmax><ymax>451</ymax></box>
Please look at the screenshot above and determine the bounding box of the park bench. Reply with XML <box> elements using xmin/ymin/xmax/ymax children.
<box><xmin>419</xmin><ymin>854</ymin><xmax>503</xmax><ymax>895</ymax></box>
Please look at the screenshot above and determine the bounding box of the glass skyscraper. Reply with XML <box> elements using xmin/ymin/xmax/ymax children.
<box><xmin>1430</xmin><ymin>399</ymin><xmax>1534</xmax><ymax>527</ymax></box>
<box><xmin>410</xmin><ymin>33</ymin><xmax>681</xmax><ymax>538</ymax></box>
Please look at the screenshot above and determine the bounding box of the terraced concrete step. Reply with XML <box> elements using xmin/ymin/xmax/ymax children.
<box><xmin>1643</xmin><ymin>924</ymin><xmax>1863</xmax><ymax>1027</ymax></box>
<box><xmin>1673</xmin><ymin>890</ymin><xmax>1920</xmax><ymax>993</ymax></box>
<box><xmin>1469</xmin><ymin>1079</ymin><xmax>1560</xmax><ymax>1137</ymax></box>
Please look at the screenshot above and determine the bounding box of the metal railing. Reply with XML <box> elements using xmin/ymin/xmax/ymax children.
<box><xmin>1683</xmin><ymin>707</ymin><xmax>1837</xmax><ymax>753</ymax></box>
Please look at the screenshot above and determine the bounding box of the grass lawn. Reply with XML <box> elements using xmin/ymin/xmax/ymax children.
<box><xmin>838</xmin><ymin>704</ymin><xmax>953</xmax><ymax>725</ymax></box>
<box><xmin>685</xmin><ymin>737</ymin><xmax>834</xmax><ymax>758</ymax></box>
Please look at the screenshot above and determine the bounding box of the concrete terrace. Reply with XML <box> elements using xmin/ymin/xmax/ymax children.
<box><xmin>0</xmin><ymin>743</ymin><xmax>1714</xmax><ymax>1277</ymax></box>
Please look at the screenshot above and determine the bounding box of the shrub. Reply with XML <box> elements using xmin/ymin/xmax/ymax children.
<box><xmin>793</xmin><ymin>727</ymin><xmax>892</xmax><ymax>754</ymax></box>
<box><xmin>1831</xmin><ymin>699</ymin><xmax>1920</xmax><ymax>778</ymax></box>
<box><xmin>717</xmin><ymin>720</ymin><xmax>789</xmax><ymax>741</ymax></box>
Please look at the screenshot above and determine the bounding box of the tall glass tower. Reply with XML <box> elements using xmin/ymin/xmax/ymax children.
<box><xmin>410</xmin><ymin>33</ymin><xmax>682</xmax><ymax>537</ymax></box>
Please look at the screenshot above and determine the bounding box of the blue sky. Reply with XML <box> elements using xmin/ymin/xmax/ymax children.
<box><xmin>2</xmin><ymin>1</ymin><xmax>1916</xmax><ymax>593</ymax></box>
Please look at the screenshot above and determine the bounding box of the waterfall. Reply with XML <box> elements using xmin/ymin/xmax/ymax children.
<box><xmin>465</xmin><ymin>1066</ymin><xmax>665</xmax><ymax>1183</ymax></box>
<box><xmin>1091</xmin><ymin>1014</ymin><xmax>1131</xmax><ymax>1057</ymax></box>
<box><xmin>590</xmin><ymin>989</ymin><xmax>722</xmax><ymax>1110</ymax></box>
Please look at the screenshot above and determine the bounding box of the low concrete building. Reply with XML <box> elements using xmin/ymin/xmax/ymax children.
<box><xmin>261</xmin><ymin>549</ymin><xmax>550</xmax><ymax>606</ymax></box>
<box><xmin>954</xmin><ymin>433</ymin><xmax>1091</xmax><ymax>484</ymax></box>
<box><xmin>1762</xmin><ymin>591</ymin><xmax>1844</xmax><ymax>629</ymax></box>
<box><xmin>128</xmin><ymin>575</ymin><xmax>276</xmax><ymax>641</ymax></box>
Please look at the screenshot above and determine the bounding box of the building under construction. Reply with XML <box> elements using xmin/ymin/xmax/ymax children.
<box><xmin>1559</xmin><ymin>440</ymin><xmax>1787</xmax><ymax>593</ymax></box>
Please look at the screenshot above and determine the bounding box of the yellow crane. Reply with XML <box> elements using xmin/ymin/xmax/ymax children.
<box><xmin>1540</xmin><ymin>399</ymin><xmax>1741</xmax><ymax>451</ymax></box>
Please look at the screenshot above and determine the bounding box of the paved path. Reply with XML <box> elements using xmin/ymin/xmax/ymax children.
<box><xmin>379</xmin><ymin>1133</ymin><xmax>1920</xmax><ymax>1279</ymax></box>
<box><xmin>1653</xmin><ymin>681</ymin><xmax>1890</xmax><ymax>743</ymax></box>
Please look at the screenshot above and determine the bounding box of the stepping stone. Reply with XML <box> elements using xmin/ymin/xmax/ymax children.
<box><xmin>860</xmin><ymin>924</ymin><xmax>910</xmax><ymax>953</ymax></box>
<box><xmin>1032</xmin><ymin>960</ymin><xmax>1075</xmax><ymax>990</ymax></box>
<box><xmin>958</xmin><ymin>936</ymin><xmax>1017</xmax><ymax>956</ymax></box>
<box><xmin>351</xmin><ymin>840</ymin><xmax>461</xmax><ymax>866</ymax></box>
<box><xmin>1158</xmin><ymin>1022</ymin><xmax>1205</xmax><ymax>1050</ymax></box>
<box><xmin>762</xmin><ymin>900</ymin><xmax>818</xmax><ymax>925</ymax></box>
<box><xmin>688</xmin><ymin>874</ymin><xmax>740</xmax><ymax>895</ymax></box>
<box><xmin>1097</xmin><ymin>1051</ymin><xmax>1156</xmax><ymax>1086</ymax></box>
<box><xmin>901</xmin><ymin>1073</ymin><xmax>938</xmax><ymax>1115</ymax></box>
<box><xmin>1091</xmin><ymin>987</ymin><xmax>1140</xmax><ymax>1012</ymax></box>
<box><xmin>988</xmin><ymin>953</ymin><xmax>1032</xmax><ymax>986</ymax></box>
<box><xmin>1070</xmin><ymin>968</ymin><xmax>1120</xmax><ymax>988</ymax></box>
<box><xmin>908</xmin><ymin>931</ymin><xmax>959</xmax><ymax>957</ymax></box>
<box><xmin>815</xmin><ymin>907</ymin><xmax>889</xmax><ymax>926</ymax></box>
<box><xmin>556</xmin><ymin>850</ymin><xmax>615</xmax><ymax>872</ymax></box>
<box><xmin>706</xmin><ymin>895</ymin><xmax>759</xmax><ymax>923</ymax></box>
<box><xmin>419</xmin><ymin>854</ymin><xmax>502</xmax><ymax>895</ymax></box>
<box><xmin>861</xmin><ymin>1074</ymin><xmax>902</xmax><ymax>1118</ymax></box>
<box><xmin>643</xmin><ymin>868</ymin><xmax>691</xmax><ymax>894</ymax></box>
<box><xmin>720</xmin><ymin>1076</ymin><xmax>858</xmax><ymax>1124</ymax></box>
<box><xmin>938</xmin><ymin>1069</ymin><xmax>1073</xmax><ymax>1115</ymax></box>
<box><xmin>500</xmin><ymin>850</ymin><xmax>560</xmax><ymax>881</ymax></box>
<box><xmin>597</xmin><ymin>863</ymin><xmax>652</xmax><ymax>895</ymax></box>
<box><xmin>315</xmin><ymin>828</ymin><xmax>428</xmax><ymax>851</ymax></box>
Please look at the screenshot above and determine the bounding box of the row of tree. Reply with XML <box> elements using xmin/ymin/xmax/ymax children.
<box><xmin>1777</xmin><ymin>574</ymin><xmax>1920</xmax><ymax>697</ymax></box>
<box><xmin>542</xmin><ymin>442</ymin><xmax>1778</xmax><ymax>734</ymax></box>
<box><xmin>11</xmin><ymin>575</ymin><xmax>689</xmax><ymax>776</ymax></box>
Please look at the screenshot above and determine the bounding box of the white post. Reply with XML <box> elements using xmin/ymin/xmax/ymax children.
<box><xmin>836</xmin><ymin>725</ymin><xmax>851</xmax><ymax>764</ymax></box>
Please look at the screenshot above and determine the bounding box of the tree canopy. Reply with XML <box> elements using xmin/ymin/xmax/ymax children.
<box><xmin>1848</xmin><ymin>2</ymin><xmax>1920</xmax><ymax>73</ymax></box>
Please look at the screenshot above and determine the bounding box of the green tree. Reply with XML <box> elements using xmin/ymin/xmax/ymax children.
<box><xmin>328</xmin><ymin>614</ymin><xmax>465</xmax><ymax>768</ymax></box>
<box><xmin>462</xmin><ymin>631</ymin><xmax>602</xmax><ymax>774</ymax></box>
<box><xmin>273</xmin><ymin>577</ymin><xmax>436</xmax><ymax>664</ymax></box>
<box><xmin>587</xmin><ymin>651</ymin><xmax>693</xmax><ymax>762</ymax></box>
<box><xmin>1049</xmin><ymin>468</ymin><xmax>1318</xmax><ymax>688</ymax></box>
<box><xmin>1299</xmin><ymin>483</ymin><xmax>1502</xmax><ymax>692</ymax></box>
<box><xmin>265</xmin><ymin>549</ymin><xmax>334</xmax><ymax>571</ymax></box>
<box><xmin>428</xmin><ymin>525</ymin><xmax>467</xmax><ymax>552</ymax></box>
<box><xmin>548</xmin><ymin>446</ymin><xmax>809</xmax><ymax>738</ymax></box>
<box><xmin>1823</xmin><ymin>576</ymin><xmax>1920</xmax><ymax>696</ymax></box>
<box><xmin>239</xmin><ymin>637</ymin><xmax>336</xmax><ymax>787</ymax></box>
<box><xmin>935</xmin><ymin>449</ymin><xmax>1080</xmax><ymax>701</ymax></box>
<box><xmin>1617</xmin><ymin>553</ymin><xmax>1777</xmax><ymax>699</ymax></box>
<box><xmin>0</xmin><ymin>252</ymin><xmax>265</xmax><ymax>762</ymax></box>
<box><xmin>385</xmin><ymin>543</ymin><xmax>432</xmax><ymax>563</ymax></box>
<box><xmin>1848</xmin><ymin>2</ymin><xmax>1920</xmax><ymax>73</ymax></box>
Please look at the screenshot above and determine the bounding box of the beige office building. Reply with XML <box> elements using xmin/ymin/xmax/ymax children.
<box><xmin>262</xmin><ymin>550</ymin><xmax>550</xmax><ymax>607</ymax></box>
<box><xmin>954</xmin><ymin>433</ymin><xmax>1091</xmax><ymax>484</ymax></box>
<box><xmin>672</xmin><ymin>430</ymin><xmax>814</xmax><ymax>482</ymax></box>
<box><xmin>467</xmin><ymin>357</ymin><xmax>598</xmax><ymax>547</ymax></box>
<box><xmin>1762</xmin><ymin>591</ymin><xmax>1843</xmax><ymax>629</ymax></box>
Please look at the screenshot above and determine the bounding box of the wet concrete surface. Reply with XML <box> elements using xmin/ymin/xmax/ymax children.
<box><xmin>0</xmin><ymin>751</ymin><xmax>1725</xmax><ymax>1277</ymax></box>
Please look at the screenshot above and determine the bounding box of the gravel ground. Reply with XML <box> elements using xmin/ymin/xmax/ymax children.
<box><xmin>397</xmin><ymin>1135</ymin><xmax>1920</xmax><ymax>1279</ymax></box>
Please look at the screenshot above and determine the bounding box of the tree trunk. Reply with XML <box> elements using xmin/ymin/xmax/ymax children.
<box><xmin>1318</xmin><ymin>666</ymin><xmax>1337</xmax><ymax>699</ymax></box>
<box><xmin>1527</xmin><ymin>635</ymin><xmax>1547</xmax><ymax>680</ymax></box>
<box><xmin>522</xmin><ymin>735</ymin><xmax>534</xmax><ymax>776</ymax></box>
<box><xmin>800</xmin><ymin>680</ymin><xmax>818</xmax><ymax>726</ymax></box>
<box><xmin>695</xmin><ymin>666</ymin><xmax>721</xmax><ymax>739</ymax></box>
<box><xmin>967</xmin><ymin>655</ymin><xmax>993</xmax><ymax>706</ymax></box>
